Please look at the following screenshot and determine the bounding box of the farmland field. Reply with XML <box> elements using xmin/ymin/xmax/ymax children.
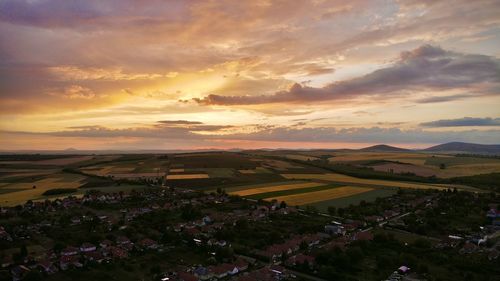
<box><xmin>280</xmin><ymin>173</ymin><xmax>463</xmax><ymax>190</ymax></box>
<box><xmin>238</xmin><ymin>169</ymin><xmax>256</xmax><ymax>174</ymax></box>
<box><xmin>0</xmin><ymin>173</ymin><xmax>86</xmax><ymax>206</ymax></box>
<box><xmin>229</xmin><ymin>181</ymin><xmax>325</xmax><ymax>196</ymax></box>
<box><xmin>328</xmin><ymin>152</ymin><xmax>430</xmax><ymax>163</ymax></box>
<box><xmin>267</xmin><ymin>186</ymin><xmax>373</xmax><ymax>206</ymax></box>
<box><xmin>370</xmin><ymin>163</ymin><xmax>437</xmax><ymax>177</ymax></box>
<box><xmin>246</xmin><ymin>183</ymin><xmax>345</xmax><ymax>200</ymax></box>
<box><xmin>308</xmin><ymin>188</ymin><xmax>398</xmax><ymax>211</ymax></box>
<box><xmin>323</xmin><ymin>151</ymin><xmax>500</xmax><ymax>178</ymax></box>
<box><xmin>166</xmin><ymin>174</ymin><xmax>209</xmax><ymax>180</ymax></box>
<box><xmin>0</xmin><ymin>151</ymin><xmax>494</xmax><ymax>208</ymax></box>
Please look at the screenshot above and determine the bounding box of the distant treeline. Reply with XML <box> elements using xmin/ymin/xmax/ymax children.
<box><xmin>454</xmin><ymin>154</ymin><xmax>500</xmax><ymax>159</ymax></box>
<box><xmin>42</xmin><ymin>188</ymin><xmax>77</xmax><ymax>196</ymax></box>
<box><xmin>0</xmin><ymin>155</ymin><xmax>78</xmax><ymax>161</ymax></box>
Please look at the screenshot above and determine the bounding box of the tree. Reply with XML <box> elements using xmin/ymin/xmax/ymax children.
<box><xmin>439</xmin><ymin>163</ymin><xmax>446</xmax><ymax>169</ymax></box>
<box><xmin>327</xmin><ymin>206</ymin><xmax>336</xmax><ymax>216</ymax></box>
<box><xmin>22</xmin><ymin>271</ymin><xmax>43</xmax><ymax>281</ymax></box>
<box><xmin>20</xmin><ymin>244</ymin><xmax>28</xmax><ymax>258</ymax></box>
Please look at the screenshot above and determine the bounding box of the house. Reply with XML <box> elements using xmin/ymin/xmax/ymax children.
<box><xmin>100</xmin><ymin>239</ymin><xmax>113</xmax><ymax>248</ymax></box>
<box><xmin>193</xmin><ymin>266</ymin><xmax>213</xmax><ymax>280</ymax></box>
<box><xmin>70</xmin><ymin>217</ymin><xmax>81</xmax><ymax>225</ymax></box>
<box><xmin>177</xmin><ymin>272</ymin><xmax>198</xmax><ymax>281</ymax></box>
<box><xmin>398</xmin><ymin>265</ymin><xmax>410</xmax><ymax>274</ymax></box>
<box><xmin>11</xmin><ymin>265</ymin><xmax>30</xmax><ymax>281</ymax></box>
<box><xmin>116</xmin><ymin>236</ymin><xmax>132</xmax><ymax>245</ymax></box>
<box><xmin>325</xmin><ymin>224</ymin><xmax>345</xmax><ymax>235</ymax></box>
<box><xmin>235</xmin><ymin>258</ymin><xmax>249</xmax><ymax>272</ymax></box>
<box><xmin>210</xmin><ymin>263</ymin><xmax>237</xmax><ymax>278</ymax></box>
<box><xmin>268</xmin><ymin>265</ymin><xmax>287</xmax><ymax>279</ymax></box>
<box><xmin>460</xmin><ymin>242</ymin><xmax>478</xmax><ymax>254</ymax></box>
<box><xmin>202</xmin><ymin>215</ymin><xmax>212</xmax><ymax>224</ymax></box>
<box><xmin>303</xmin><ymin>233</ymin><xmax>322</xmax><ymax>247</ymax></box>
<box><xmin>365</xmin><ymin>215</ymin><xmax>384</xmax><ymax>223</ymax></box>
<box><xmin>138</xmin><ymin>238</ymin><xmax>159</xmax><ymax>250</ymax></box>
<box><xmin>59</xmin><ymin>255</ymin><xmax>82</xmax><ymax>270</ymax></box>
<box><xmin>488</xmin><ymin>249</ymin><xmax>499</xmax><ymax>260</ymax></box>
<box><xmin>383</xmin><ymin>210</ymin><xmax>400</xmax><ymax>219</ymax></box>
<box><xmin>37</xmin><ymin>260</ymin><xmax>58</xmax><ymax>275</ymax></box>
<box><xmin>353</xmin><ymin>231</ymin><xmax>374</xmax><ymax>241</ymax></box>
<box><xmin>286</xmin><ymin>254</ymin><xmax>315</xmax><ymax>268</ymax></box>
<box><xmin>1</xmin><ymin>255</ymin><xmax>13</xmax><ymax>268</ymax></box>
<box><xmin>109</xmin><ymin>246</ymin><xmax>128</xmax><ymax>259</ymax></box>
<box><xmin>486</xmin><ymin>208</ymin><xmax>500</xmax><ymax>219</ymax></box>
<box><xmin>61</xmin><ymin>246</ymin><xmax>79</xmax><ymax>256</ymax></box>
<box><xmin>84</xmin><ymin>251</ymin><xmax>105</xmax><ymax>263</ymax></box>
<box><xmin>80</xmin><ymin>242</ymin><xmax>97</xmax><ymax>253</ymax></box>
<box><xmin>0</xmin><ymin>226</ymin><xmax>13</xmax><ymax>241</ymax></box>
<box><xmin>208</xmin><ymin>239</ymin><xmax>227</xmax><ymax>247</ymax></box>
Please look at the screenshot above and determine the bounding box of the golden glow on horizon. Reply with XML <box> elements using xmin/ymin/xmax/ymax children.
<box><xmin>0</xmin><ymin>0</ymin><xmax>499</xmax><ymax>150</ymax></box>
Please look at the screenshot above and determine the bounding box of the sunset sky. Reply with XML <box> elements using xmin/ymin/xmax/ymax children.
<box><xmin>1</xmin><ymin>0</ymin><xmax>499</xmax><ymax>150</ymax></box>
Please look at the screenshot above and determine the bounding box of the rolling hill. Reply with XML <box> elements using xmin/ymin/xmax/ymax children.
<box><xmin>359</xmin><ymin>144</ymin><xmax>410</xmax><ymax>152</ymax></box>
<box><xmin>423</xmin><ymin>142</ymin><xmax>500</xmax><ymax>154</ymax></box>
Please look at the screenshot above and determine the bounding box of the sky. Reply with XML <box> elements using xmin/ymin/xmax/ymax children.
<box><xmin>0</xmin><ymin>0</ymin><xmax>499</xmax><ymax>150</ymax></box>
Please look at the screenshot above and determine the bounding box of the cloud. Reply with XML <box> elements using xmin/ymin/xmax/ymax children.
<box><xmin>420</xmin><ymin>117</ymin><xmax>500</xmax><ymax>127</ymax></box>
<box><xmin>48</xmin><ymin>66</ymin><xmax>177</xmax><ymax>81</ymax></box>
<box><xmin>50</xmin><ymin>85</ymin><xmax>96</xmax><ymax>99</ymax></box>
<box><xmin>157</xmin><ymin>120</ymin><xmax>204</xmax><ymax>125</ymax></box>
<box><xmin>415</xmin><ymin>93</ymin><xmax>480</xmax><ymax>103</ymax></box>
<box><xmin>194</xmin><ymin>45</ymin><xmax>500</xmax><ymax>105</ymax></box>
<box><xmin>221</xmin><ymin>126</ymin><xmax>500</xmax><ymax>144</ymax></box>
<box><xmin>15</xmin><ymin>120</ymin><xmax>234</xmax><ymax>139</ymax></box>
<box><xmin>4</xmin><ymin>123</ymin><xmax>500</xmax><ymax>145</ymax></box>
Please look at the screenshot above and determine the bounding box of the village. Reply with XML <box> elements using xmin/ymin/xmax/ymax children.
<box><xmin>0</xmin><ymin>185</ymin><xmax>499</xmax><ymax>281</ymax></box>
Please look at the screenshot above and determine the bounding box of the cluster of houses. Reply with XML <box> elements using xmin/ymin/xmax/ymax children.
<box><xmin>7</xmin><ymin>235</ymin><xmax>160</xmax><ymax>280</ymax></box>
<box><xmin>2</xmin><ymin>184</ymin><xmax>498</xmax><ymax>281</ymax></box>
<box><xmin>159</xmin><ymin>264</ymin><xmax>289</xmax><ymax>281</ymax></box>
<box><xmin>256</xmin><ymin>233</ymin><xmax>322</xmax><ymax>264</ymax></box>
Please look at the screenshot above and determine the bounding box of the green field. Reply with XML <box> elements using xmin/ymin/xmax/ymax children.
<box><xmin>307</xmin><ymin>188</ymin><xmax>398</xmax><ymax>211</ymax></box>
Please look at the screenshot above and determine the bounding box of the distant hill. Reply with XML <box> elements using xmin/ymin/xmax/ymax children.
<box><xmin>359</xmin><ymin>144</ymin><xmax>410</xmax><ymax>152</ymax></box>
<box><xmin>423</xmin><ymin>142</ymin><xmax>500</xmax><ymax>154</ymax></box>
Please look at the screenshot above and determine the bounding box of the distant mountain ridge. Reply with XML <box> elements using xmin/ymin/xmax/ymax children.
<box><xmin>423</xmin><ymin>142</ymin><xmax>500</xmax><ymax>154</ymax></box>
<box><xmin>359</xmin><ymin>144</ymin><xmax>410</xmax><ymax>152</ymax></box>
<box><xmin>2</xmin><ymin>142</ymin><xmax>500</xmax><ymax>155</ymax></box>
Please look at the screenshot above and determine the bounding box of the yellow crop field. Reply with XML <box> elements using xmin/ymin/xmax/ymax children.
<box><xmin>0</xmin><ymin>174</ymin><xmax>86</xmax><ymax>206</ymax></box>
<box><xmin>269</xmin><ymin>186</ymin><xmax>373</xmax><ymax>205</ymax></box>
<box><xmin>281</xmin><ymin>173</ymin><xmax>453</xmax><ymax>190</ymax></box>
<box><xmin>170</xmin><ymin>168</ymin><xmax>185</xmax><ymax>173</ymax></box>
<box><xmin>229</xmin><ymin>182</ymin><xmax>325</xmax><ymax>196</ymax></box>
<box><xmin>166</xmin><ymin>174</ymin><xmax>209</xmax><ymax>180</ymax></box>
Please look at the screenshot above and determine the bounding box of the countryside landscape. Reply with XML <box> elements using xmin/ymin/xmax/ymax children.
<box><xmin>1</xmin><ymin>0</ymin><xmax>500</xmax><ymax>280</ymax></box>
<box><xmin>1</xmin><ymin>143</ymin><xmax>500</xmax><ymax>281</ymax></box>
